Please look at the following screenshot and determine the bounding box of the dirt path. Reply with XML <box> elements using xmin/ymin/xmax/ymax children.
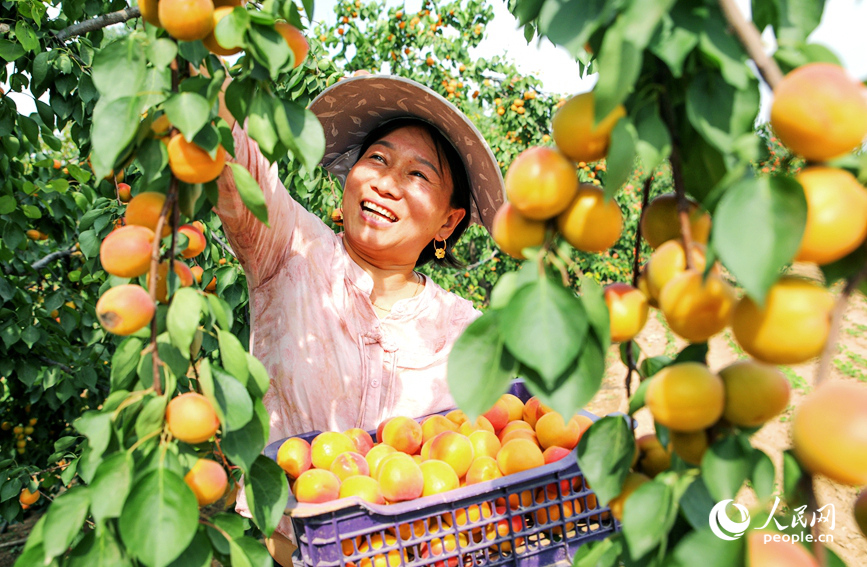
<box><xmin>585</xmin><ymin>289</ymin><xmax>867</xmax><ymax>565</ymax></box>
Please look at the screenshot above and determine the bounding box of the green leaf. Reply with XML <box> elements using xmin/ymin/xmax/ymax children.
<box><xmin>622</xmin><ymin>480</ymin><xmax>674</xmax><ymax>559</ymax></box>
<box><xmin>219</xmin><ymin>329</ymin><xmax>249</xmax><ymax>386</ymax></box>
<box><xmin>92</xmin><ymin>37</ymin><xmax>147</xmax><ymax>103</ymax></box>
<box><xmin>111</xmin><ymin>337</ymin><xmax>144</xmax><ymax>391</ymax></box>
<box><xmin>166</xmin><ymin>530</ymin><xmax>212</xmax><ymax>567</ymax></box>
<box><xmin>225</xmin><ymin>79</ymin><xmax>255</xmax><ymax>126</ymax></box>
<box><xmin>78</xmin><ymin>229</ymin><xmax>100</xmax><ymax>259</ymax></box>
<box><xmin>777</xmin><ymin>0</ymin><xmax>825</xmax><ymax>43</ymax></box>
<box><xmin>228</xmin><ymin>163</ymin><xmax>269</xmax><ymax>226</ymax></box>
<box><xmin>15</xmin><ymin>21</ymin><xmax>39</xmax><ymax>52</ymax></box>
<box><xmin>0</xmin><ymin>39</ymin><xmax>26</xmax><ymax>61</ymax></box>
<box><xmin>67</xmin><ymin>529</ymin><xmax>131</xmax><ymax>567</ymax></box>
<box><xmin>91</xmin><ymin>96</ymin><xmax>142</xmax><ymax>181</ymax></box>
<box><xmin>201</xmin><ymin>362</ymin><xmax>253</xmax><ymax>432</ymax></box>
<box><xmin>18</xmin><ymin>114</ymin><xmax>40</xmax><ymax>146</ymax></box>
<box><xmin>751</xmin><ymin>449</ymin><xmax>776</xmax><ymax>502</ymax></box>
<box><xmin>0</xmin><ymin>195</ymin><xmax>16</xmax><ymax>214</ymax></box>
<box><xmin>74</xmin><ymin>411</ymin><xmax>112</xmax><ymax>457</ymax></box>
<box><xmin>274</xmin><ymin>101</ymin><xmax>325</xmax><ymax>172</ymax></box>
<box><xmin>489</xmin><ymin>264</ymin><xmax>538</xmax><ymax>309</ymax></box>
<box><xmin>604</xmin><ymin>118</ymin><xmax>636</xmax><ymax>199</ymax></box>
<box><xmin>89</xmin><ymin>452</ymin><xmax>133</xmax><ymax>525</ymax></box>
<box><xmin>246</xmin><ymin>353</ymin><xmax>270</xmax><ymax>398</ymax></box>
<box><xmin>447</xmin><ymin>311</ymin><xmax>515</xmax><ymax>420</ymax></box>
<box><xmin>698</xmin><ymin>12</ymin><xmax>751</xmax><ymax>90</ymax></box>
<box><xmin>42</xmin><ymin>486</ymin><xmax>90</xmax><ymax>560</ymax></box>
<box><xmin>119</xmin><ymin>468</ymin><xmax>198</xmax><ymax>567</ymax></box>
<box><xmin>500</xmin><ymin>277</ymin><xmax>588</xmax><ymax>384</ymax></box>
<box><xmin>536</xmin><ymin>0</ymin><xmax>614</xmax><ymax>57</ymax></box>
<box><xmin>686</xmin><ymin>71</ymin><xmax>760</xmax><ymax>154</ymax></box>
<box><xmin>247</xmin><ymin>91</ymin><xmax>279</xmax><ymax>160</ymax></box>
<box><xmin>628</xmin><ymin>378</ymin><xmax>651</xmax><ymax>415</ymax></box>
<box><xmin>649</xmin><ymin>12</ymin><xmax>699</xmax><ymax>77</ymax></box>
<box><xmin>135</xmin><ymin>395</ymin><xmax>169</xmax><ymax>439</ymax></box>
<box><xmin>245</xmin><ymin>455</ymin><xmax>289</xmax><ymax>537</ymax></box>
<box><xmin>576</xmin><ymin>415</ymin><xmax>635</xmax><ymax>506</ymax></box>
<box><xmin>674</xmin><ymin>343</ymin><xmax>709</xmax><ymax>364</ymax></box>
<box><xmin>701</xmin><ymin>435</ymin><xmax>751</xmax><ymax>502</ymax></box>
<box><xmin>207</xmin><ymin>513</ymin><xmax>248</xmax><ymax>554</ymax></box>
<box><xmin>572</xmin><ymin>535</ymin><xmax>623</xmax><ymax>567</ymax></box>
<box><xmin>167</xmin><ymin>288</ymin><xmax>202</xmax><ymax>358</ymax></box>
<box><xmin>782</xmin><ymin>450</ymin><xmax>806</xmax><ymax>503</ymax></box>
<box><xmin>680</xmin><ymin>128</ymin><xmax>728</xmax><ymax>204</ymax></box>
<box><xmin>146</xmin><ymin>38</ymin><xmax>178</xmax><ymax>68</ymax></box>
<box><xmin>712</xmin><ymin>175</ymin><xmax>807</xmax><ymax>303</ymax></box>
<box><xmin>221</xmin><ymin>399</ymin><xmax>269</xmax><ymax>473</ymax></box>
<box><xmin>215</xmin><ymin>7</ymin><xmax>250</xmax><ymax>49</ymax></box>
<box><xmin>247</xmin><ymin>23</ymin><xmax>291</xmax><ymax>76</ymax></box>
<box><xmin>207</xmin><ymin>294</ymin><xmax>233</xmax><ymax>330</ymax></box>
<box><xmin>664</xmin><ymin>528</ymin><xmax>745</xmax><ymax>566</ymax></box>
<box><xmin>165</xmin><ymin>92</ymin><xmax>211</xmax><ymax>143</ymax></box>
<box><xmin>634</xmin><ymin>105</ymin><xmax>671</xmax><ymax>176</ymax></box>
<box><xmin>229</xmin><ymin>536</ymin><xmax>273</xmax><ymax>567</ymax></box>
<box><xmin>679</xmin><ymin>476</ymin><xmax>716</xmax><ymax>531</ymax></box>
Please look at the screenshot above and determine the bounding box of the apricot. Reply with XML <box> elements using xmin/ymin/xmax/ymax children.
<box><xmin>637</xmin><ymin>269</ymin><xmax>659</xmax><ymax>309</ymax></box>
<box><xmin>669</xmin><ymin>430</ymin><xmax>708</xmax><ymax>466</ymax></box>
<box><xmin>167</xmin><ymin>134</ymin><xmax>227</xmax><ymax>184</ymax></box>
<box><xmin>420</xmin><ymin>459</ymin><xmax>460</xmax><ymax>497</ymax></box>
<box><xmin>148</xmin><ymin>261</ymin><xmax>195</xmax><ymax>304</ymax></box>
<box><xmin>421</xmin><ymin>415</ymin><xmax>458</xmax><ymax>443</ymax></box>
<box><xmin>178</xmin><ymin>224</ymin><xmax>207</xmax><ymax>259</ymax></box>
<box><xmin>640</xmin><ymin>193</ymin><xmax>711</xmax><ymax>249</ymax></box>
<box><xmin>376</xmin><ymin>418</ymin><xmax>391</xmax><ymax>443</ymax></box>
<box><xmin>608</xmin><ymin>472</ymin><xmax>650</xmax><ymax>522</ymax></box>
<box><xmin>659</xmin><ymin>271</ymin><xmax>736</xmax><ymax>343</ymax></box>
<box><xmin>498</xmin><ymin>420</ymin><xmax>534</xmax><ymax>442</ymax></box>
<box><xmin>151</xmin><ymin>114</ymin><xmax>172</xmax><ymax>136</ymax></box>
<box><xmin>138</xmin><ymin>0</ymin><xmax>161</xmax><ymax>27</ymax></box>
<box><xmin>166</xmin><ymin>392</ymin><xmax>220</xmax><ymax>444</ymax></box>
<box><xmin>420</xmin><ymin>533</ymin><xmax>469</xmax><ymax>567</ymax></box>
<box><xmin>556</xmin><ymin>184</ymin><xmax>623</xmax><ymax>252</ymax></box>
<box><xmin>202</xmin><ymin>6</ymin><xmax>243</xmax><ymax>56</ymax></box>
<box><xmin>498</xmin><ymin>394</ymin><xmax>524</xmax><ymax>422</ymax></box>
<box><xmin>482</xmin><ymin>400</ymin><xmax>510</xmax><ymax>433</ymax></box>
<box><xmin>310</xmin><ymin>431</ymin><xmax>356</xmax><ymax>471</ymax></box>
<box><xmin>535</xmin><ymin>484</ymin><xmax>580</xmax><ymax>534</ymax></box>
<box><xmin>855</xmin><ymin>489</ymin><xmax>867</xmax><ymax>537</ymax></box>
<box><xmin>551</xmin><ymin>91</ymin><xmax>626</xmax><ymax>163</ymax></box>
<box><xmin>535</xmin><ymin>412</ymin><xmax>581</xmax><ymax>450</ymax></box>
<box><xmin>184</xmin><ymin>458</ymin><xmax>228</xmax><ymax>506</ymax></box>
<box><xmin>644</xmin><ymin>240</ymin><xmax>709</xmax><ymax>301</ymax></box>
<box><xmin>636</xmin><ymin>434</ymin><xmax>671</xmax><ymax>478</ymax></box>
<box><xmin>770</xmin><ymin>63</ymin><xmax>867</xmax><ymax>162</ymax></box>
<box><xmin>542</xmin><ymin>446</ymin><xmax>571</xmax><ymax>464</ymax></box>
<box><xmin>117</xmin><ymin>182</ymin><xmax>132</xmax><ymax>203</ymax></box>
<box><xmin>604</xmin><ymin>283</ymin><xmax>649</xmax><ymax>343</ymax></box>
<box><xmin>276</xmin><ymin>437</ymin><xmax>312</xmax><ymax>479</ymax></box>
<box><xmin>100</xmin><ymin>225</ymin><xmax>155</xmax><ymax>278</ymax></box>
<box><xmin>126</xmin><ymin>192</ymin><xmax>171</xmax><ymax>237</ymax></box>
<box><xmin>458</xmin><ymin>416</ymin><xmax>494</xmax><ymax>436</ymax></box>
<box><xmin>19</xmin><ymin>488</ymin><xmax>40</xmax><ymax>506</ymax></box>
<box><xmin>329</xmin><ymin>451</ymin><xmax>369</xmax><ymax>481</ymax></box>
<box><xmin>793</xmin><ymin>166</ymin><xmax>867</xmax><ymax>265</ymax></box>
<box><xmin>497</xmin><ymin>438</ymin><xmax>544</xmax><ymax>476</ymax></box>
<box><xmin>732</xmin><ymin>277</ymin><xmax>833</xmax><ymax>365</ymax></box>
<box><xmin>719</xmin><ymin>360</ymin><xmax>790</xmax><ymax>427</ymax></box>
<box><xmin>382</xmin><ymin>416</ymin><xmax>423</xmax><ymax>454</ymax></box>
<box><xmin>792</xmin><ymin>381</ymin><xmax>867</xmax><ymax>486</ymax></box>
<box><xmin>522</xmin><ymin>397</ymin><xmax>542</xmax><ymax>428</ymax></box>
<box><xmin>159</xmin><ymin>0</ymin><xmax>214</xmax><ymax>41</ymax></box>
<box><xmin>96</xmin><ymin>284</ymin><xmax>156</xmax><ymax>336</ymax></box>
<box><xmin>747</xmin><ymin>530</ymin><xmax>818</xmax><ymax>567</ymax></box>
<box><xmin>274</xmin><ymin>22</ymin><xmax>310</xmax><ymax>69</ymax></box>
<box><xmin>445</xmin><ymin>409</ymin><xmax>467</xmax><ymax>426</ymax></box>
<box><xmin>377</xmin><ymin>453</ymin><xmax>424</xmax><ymax>502</ymax></box>
<box><xmin>365</xmin><ymin>444</ymin><xmax>397</xmax><ymax>477</ymax></box>
<box><xmin>465</xmin><ymin>456</ymin><xmax>503</xmax><ymax>485</ymax></box>
<box><xmin>294</xmin><ymin>469</ymin><xmax>341</xmax><ymax>504</ymax></box>
<box><xmin>429</xmin><ymin>431</ymin><xmax>475</xmax><ymax>478</ymax></box>
<box><xmin>468</xmin><ymin>430</ymin><xmax>501</xmax><ymax>459</ymax></box>
<box><xmin>490</xmin><ymin>203</ymin><xmax>548</xmax><ymax>259</ymax></box>
<box><xmin>645</xmin><ymin>362</ymin><xmax>725</xmax><ymax>432</ymax></box>
<box><xmin>344</xmin><ymin>427</ymin><xmax>375</xmax><ymax>456</ymax></box>
<box><xmin>499</xmin><ymin>428</ymin><xmax>538</xmax><ymax>446</ymax></box>
<box><xmin>339</xmin><ymin>475</ymin><xmax>385</xmax><ymax>505</ymax></box>
<box><xmin>505</xmin><ymin>146</ymin><xmax>578</xmax><ymax>220</ymax></box>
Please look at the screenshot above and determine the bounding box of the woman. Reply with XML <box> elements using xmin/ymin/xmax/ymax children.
<box><xmin>215</xmin><ymin>75</ymin><xmax>505</xmax><ymax>564</ymax></box>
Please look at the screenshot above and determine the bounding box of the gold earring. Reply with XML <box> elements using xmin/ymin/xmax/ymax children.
<box><xmin>434</xmin><ymin>239</ymin><xmax>446</xmax><ymax>259</ymax></box>
<box><xmin>331</xmin><ymin>207</ymin><xmax>343</xmax><ymax>226</ymax></box>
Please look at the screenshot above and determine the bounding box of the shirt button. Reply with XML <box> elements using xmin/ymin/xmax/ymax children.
<box><xmin>371</xmin><ymin>379</ymin><xmax>379</xmax><ymax>387</ymax></box>
<box><xmin>394</xmin><ymin>304</ymin><xmax>404</xmax><ymax>313</ymax></box>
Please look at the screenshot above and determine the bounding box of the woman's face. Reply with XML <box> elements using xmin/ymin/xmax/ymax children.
<box><xmin>342</xmin><ymin>125</ymin><xmax>466</xmax><ymax>266</ymax></box>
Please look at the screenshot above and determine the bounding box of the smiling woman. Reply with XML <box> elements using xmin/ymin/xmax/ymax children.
<box><xmin>213</xmin><ymin>75</ymin><xmax>505</xmax><ymax>565</ymax></box>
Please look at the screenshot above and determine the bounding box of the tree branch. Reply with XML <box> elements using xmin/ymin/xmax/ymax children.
<box><xmin>210</xmin><ymin>232</ymin><xmax>237</xmax><ymax>258</ymax></box>
<box><xmin>32</xmin><ymin>247</ymin><xmax>75</xmax><ymax>270</ymax></box>
<box><xmin>718</xmin><ymin>0</ymin><xmax>784</xmax><ymax>90</ymax></box>
<box><xmin>36</xmin><ymin>355</ymin><xmax>74</xmax><ymax>375</ymax></box>
<box><xmin>54</xmin><ymin>6</ymin><xmax>141</xmax><ymax>42</ymax></box>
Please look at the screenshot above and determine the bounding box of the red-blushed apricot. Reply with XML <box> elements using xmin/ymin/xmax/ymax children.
<box><xmin>294</xmin><ymin>469</ymin><xmax>341</xmax><ymax>504</ymax></box>
<box><xmin>274</xmin><ymin>22</ymin><xmax>310</xmax><ymax>68</ymax></box>
<box><xmin>276</xmin><ymin>437</ymin><xmax>312</xmax><ymax>479</ymax></box>
<box><xmin>419</xmin><ymin>459</ymin><xmax>460</xmax><ymax>497</ymax></box>
<box><xmin>184</xmin><ymin>458</ymin><xmax>228</xmax><ymax>506</ymax></box>
<box><xmin>381</xmin><ymin>416</ymin><xmax>423</xmax><ymax>454</ymax></box>
<box><xmin>491</xmin><ymin>202</ymin><xmax>547</xmax><ymax>259</ymax></box>
<box><xmin>640</xmin><ymin>193</ymin><xmax>711</xmax><ymax>249</ymax></box>
<box><xmin>148</xmin><ymin>261</ymin><xmax>195</xmax><ymax>304</ymax></box>
<box><xmin>659</xmin><ymin>271</ymin><xmax>736</xmax><ymax>343</ymax></box>
<box><xmin>459</xmin><ymin>415</ymin><xmax>495</xmax><ymax>436</ymax></box>
<box><xmin>499</xmin><ymin>428</ymin><xmax>538</xmax><ymax>447</ymax></box>
<box><xmin>126</xmin><ymin>192</ymin><xmax>171</xmax><ymax>237</ymax></box>
<box><xmin>365</xmin><ymin>444</ymin><xmax>397</xmax><ymax>478</ymax></box>
<box><xmin>465</xmin><ymin>456</ymin><xmax>503</xmax><ymax>485</ymax></box>
<box><xmin>167</xmin><ymin>134</ymin><xmax>226</xmax><ymax>184</ymax></box>
<box><xmin>645</xmin><ymin>362</ymin><xmax>725</xmax><ymax>432</ymax></box>
<box><xmin>719</xmin><ymin>360</ymin><xmax>790</xmax><ymax>427</ymax></box>
<box><xmin>556</xmin><ymin>184</ymin><xmax>623</xmax><ymax>252</ymax></box>
<box><xmin>310</xmin><ymin>431</ymin><xmax>356</xmax><ymax>471</ymax></box>
<box><xmin>339</xmin><ymin>475</ymin><xmax>385</xmax><ymax>505</ymax></box>
<box><xmin>732</xmin><ymin>277</ymin><xmax>833</xmax><ymax>365</ymax></box>
<box><xmin>497</xmin><ymin>437</ymin><xmax>544</xmax><ymax>476</ymax></box>
<box><xmin>421</xmin><ymin>415</ymin><xmax>458</xmax><ymax>444</ymax></box>
<box><xmin>770</xmin><ymin>63</ymin><xmax>867</xmax><ymax>162</ymax></box>
<box><xmin>552</xmin><ymin>91</ymin><xmax>626</xmax><ymax>163</ymax></box>
<box><xmin>429</xmin><ymin>431</ymin><xmax>475</xmax><ymax>478</ymax></box>
<box><xmin>344</xmin><ymin>427</ymin><xmax>375</xmax><ymax>456</ymax></box>
<box><xmin>100</xmin><ymin>225</ymin><xmax>155</xmax><ymax>278</ymax></box>
<box><xmin>482</xmin><ymin>400</ymin><xmax>510</xmax><ymax>433</ymax></box>
<box><xmin>505</xmin><ymin>146</ymin><xmax>578</xmax><ymax>220</ymax></box>
<box><xmin>792</xmin><ymin>381</ymin><xmax>867</xmax><ymax>486</ymax></box>
<box><xmin>376</xmin><ymin>418</ymin><xmax>391</xmax><ymax>443</ymax></box>
<box><xmin>202</xmin><ymin>6</ymin><xmax>243</xmax><ymax>56</ymax></box>
<box><xmin>178</xmin><ymin>224</ymin><xmax>207</xmax><ymax>259</ymax></box>
<box><xmin>608</xmin><ymin>472</ymin><xmax>650</xmax><ymax>521</ymax></box>
<box><xmin>166</xmin><ymin>392</ymin><xmax>220</xmax><ymax>444</ymax></box>
<box><xmin>159</xmin><ymin>0</ymin><xmax>214</xmax><ymax>41</ymax></box>
<box><xmin>377</xmin><ymin>452</ymin><xmax>424</xmax><ymax>502</ymax></box>
<box><xmin>96</xmin><ymin>284</ymin><xmax>156</xmax><ymax>336</ymax></box>
<box><xmin>535</xmin><ymin>412</ymin><xmax>581</xmax><ymax>450</ymax></box>
<box><xmin>117</xmin><ymin>182</ymin><xmax>132</xmax><ymax>203</ymax></box>
<box><xmin>522</xmin><ymin>397</ymin><xmax>542</xmax><ymax>428</ymax></box>
<box><xmin>499</xmin><ymin>394</ymin><xmax>524</xmax><ymax>422</ymax></box>
<box><xmin>604</xmin><ymin>283</ymin><xmax>649</xmax><ymax>343</ymax></box>
<box><xmin>542</xmin><ymin>445</ymin><xmax>571</xmax><ymax>464</ymax></box>
<box><xmin>329</xmin><ymin>451</ymin><xmax>369</xmax><ymax>481</ymax></box>
<box><xmin>747</xmin><ymin>530</ymin><xmax>819</xmax><ymax>567</ymax></box>
<box><xmin>444</xmin><ymin>409</ymin><xmax>467</xmax><ymax>426</ymax></box>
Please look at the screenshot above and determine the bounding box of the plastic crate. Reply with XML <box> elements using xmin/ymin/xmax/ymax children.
<box><xmin>264</xmin><ymin>381</ymin><xmax>619</xmax><ymax>567</ymax></box>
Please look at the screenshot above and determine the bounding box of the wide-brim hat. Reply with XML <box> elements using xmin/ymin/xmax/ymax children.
<box><xmin>309</xmin><ymin>75</ymin><xmax>505</xmax><ymax>232</ymax></box>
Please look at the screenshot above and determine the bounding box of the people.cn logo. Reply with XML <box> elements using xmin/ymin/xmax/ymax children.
<box><xmin>709</xmin><ymin>500</ymin><xmax>751</xmax><ymax>540</ymax></box>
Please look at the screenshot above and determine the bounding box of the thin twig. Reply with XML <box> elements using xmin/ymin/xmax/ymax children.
<box><xmin>466</xmin><ymin>250</ymin><xmax>498</xmax><ymax>271</ymax></box>
<box><xmin>632</xmin><ymin>176</ymin><xmax>653</xmax><ymax>288</ymax></box>
<box><xmin>53</xmin><ymin>7</ymin><xmax>141</xmax><ymax>42</ymax></box>
<box><xmin>32</xmin><ymin>247</ymin><xmax>75</xmax><ymax>270</ymax></box>
<box><xmin>210</xmin><ymin>232</ymin><xmax>237</xmax><ymax>258</ymax></box>
<box><xmin>36</xmin><ymin>355</ymin><xmax>73</xmax><ymax>375</ymax></box>
<box><xmin>717</xmin><ymin>0</ymin><xmax>784</xmax><ymax>90</ymax></box>
<box><xmin>658</xmin><ymin>91</ymin><xmax>695</xmax><ymax>270</ymax></box>
<box><xmin>815</xmin><ymin>266</ymin><xmax>867</xmax><ymax>387</ymax></box>
<box><xmin>0</xmin><ymin>538</ymin><xmax>29</xmax><ymax>549</ymax></box>
<box><xmin>148</xmin><ymin>183</ymin><xmax>178</xmax><ymax>397</ymax></box>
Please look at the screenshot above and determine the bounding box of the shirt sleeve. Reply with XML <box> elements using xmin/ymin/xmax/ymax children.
<box><xmin>214</xmin><ymin>121</ymin><xmax>334</xmax><ymax>289</ymax></box>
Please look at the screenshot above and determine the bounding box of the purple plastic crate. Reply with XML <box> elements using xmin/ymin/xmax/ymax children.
<box><xmin>263</xmin><ymin>381</ymin><xmax>619</xmax><ymax>567</ymax></box>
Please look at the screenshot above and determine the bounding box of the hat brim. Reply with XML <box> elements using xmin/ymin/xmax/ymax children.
<box><xmin>309</xmin><ymin>75</ymin><xmax>505</xmax><ymax>232</ymax></box>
